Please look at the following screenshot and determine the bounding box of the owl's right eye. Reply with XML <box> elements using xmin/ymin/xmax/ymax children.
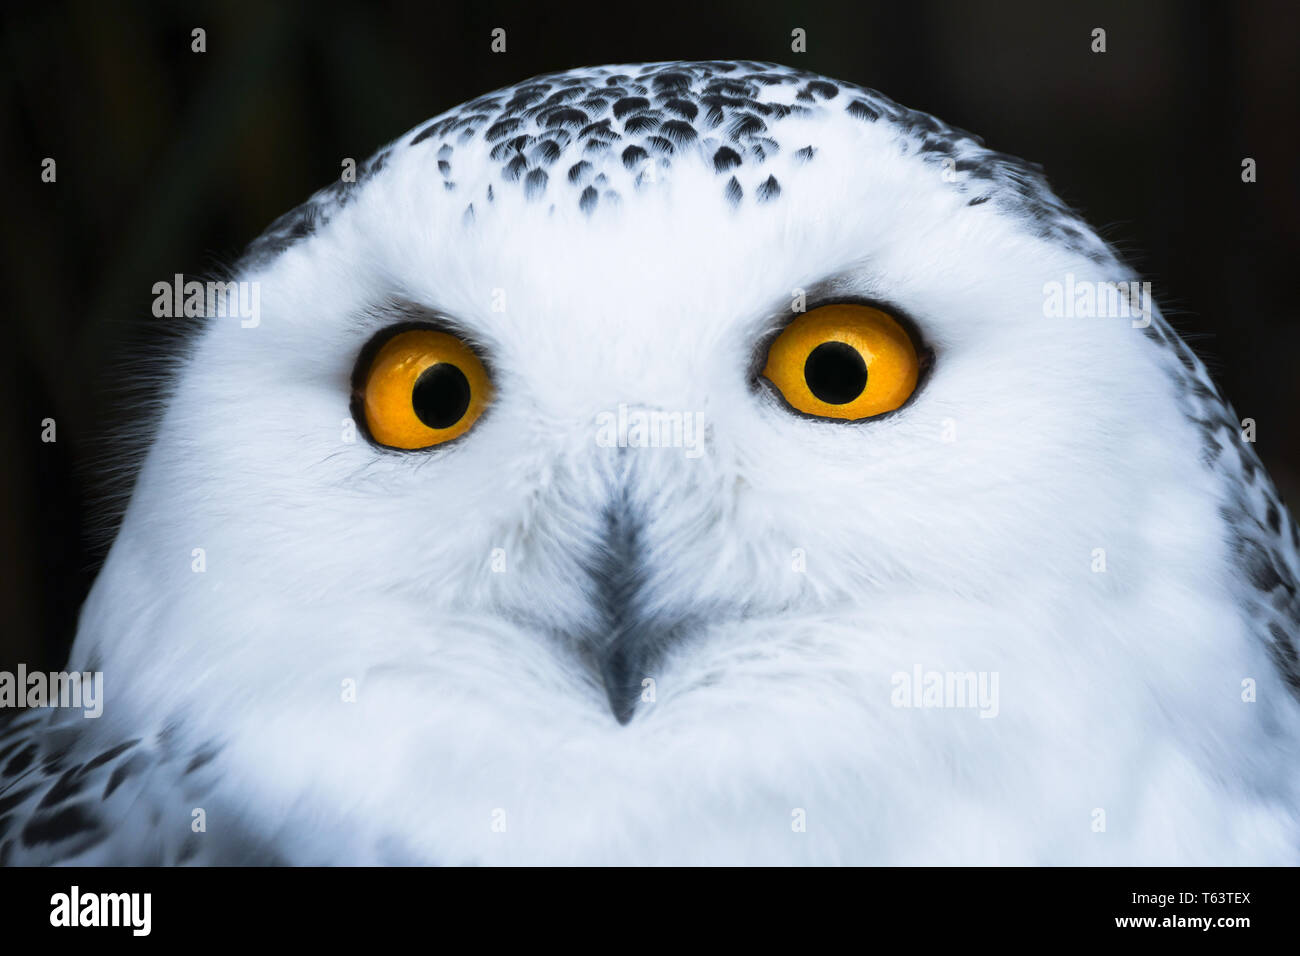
<box><xmin>354</xmin><ymin>328</ymin><xmax>493</xmax><ymax>450</ymax></box>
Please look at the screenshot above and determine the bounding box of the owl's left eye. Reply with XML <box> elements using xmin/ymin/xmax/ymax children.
<box><xmin>760</xmin><ymin>303</ymin><xmax>921</xmax><ymax>420</ymax></box>
<box><xmin>354</xmin><ymin>327</ymin><xmax>493</xmax><ymax>450</ymax></box>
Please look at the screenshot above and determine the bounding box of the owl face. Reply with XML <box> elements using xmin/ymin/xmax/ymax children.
<box><xmin>82</xmin><ymin>63</ymin><xmax>1282</xmax><ymax>863</ymax></box>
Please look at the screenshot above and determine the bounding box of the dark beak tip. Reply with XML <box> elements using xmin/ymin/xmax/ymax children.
<box><xmin>604</xmin><ymin>684</ymin><xmax>638</xmax><ymax>725</ymax></box>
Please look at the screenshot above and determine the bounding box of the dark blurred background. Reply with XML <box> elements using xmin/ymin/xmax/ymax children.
<box><xmin>2</xmin><ymin>0</ymin><xmax>1297</xmax><ymax>671</ymax></box>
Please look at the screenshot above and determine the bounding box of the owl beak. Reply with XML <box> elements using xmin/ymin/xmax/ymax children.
<box><xmin>599</xmin><ymin>615</ymin><xmax>688</xmax><ymax>725</ymax></box>
<box><xmin>601</xmin><ymin>644</ymin><xmax>641</xmax><ymax>725</ymax></box>
<box><xmin>588</xmin><ymin>482</ymin><xmax>690</xmax><ymax>725</ymax></box>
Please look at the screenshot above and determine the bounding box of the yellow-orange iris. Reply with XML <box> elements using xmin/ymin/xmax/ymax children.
<box><xmin>761</xmin><ymin>304</ymin><xmax>919</xmax><ymax>420</ymax></box>
<box><xmin>361</xmin><ymin>329</ymin><xmax>492</xmax><ymax>449</ymax></box>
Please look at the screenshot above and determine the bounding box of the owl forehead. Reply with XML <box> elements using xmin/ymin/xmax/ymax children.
<box><xmin>409</xmin><ymin>60</ymin><xmax>834</xmax><ymax>215</ymax></box>
<box><xmin>238</xmin><ymin>61</ymin><xmax>1115</xmax><ymax>273</ymax></box>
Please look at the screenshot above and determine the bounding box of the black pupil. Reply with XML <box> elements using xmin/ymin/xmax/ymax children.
<box><xmin>804</xmin><ymin>341</ymin><xmax>868</xmax><ymax>404</ymax></box>
<box><xmin>412</xmin><ymin>363</ymin><xmax>471</xmax><ymax>429</ymax></box>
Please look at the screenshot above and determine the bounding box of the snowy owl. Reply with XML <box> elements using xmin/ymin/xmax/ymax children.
<box><xmin>3</xmin><ymin>60</ymin><xmax>1299</xmax><ymax>866</ymax></box>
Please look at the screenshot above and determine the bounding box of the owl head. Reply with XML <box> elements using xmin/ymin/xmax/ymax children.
<box><xmin>79</xmin><ymin>62</ymin><xmax>1291</xmax><ymax>863</ymax></box>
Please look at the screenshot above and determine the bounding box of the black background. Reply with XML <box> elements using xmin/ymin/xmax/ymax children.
<box><xmin>2</xmin><ymin>0</ymin><xmax>1298</xmax><ymax>670</ymax></box>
